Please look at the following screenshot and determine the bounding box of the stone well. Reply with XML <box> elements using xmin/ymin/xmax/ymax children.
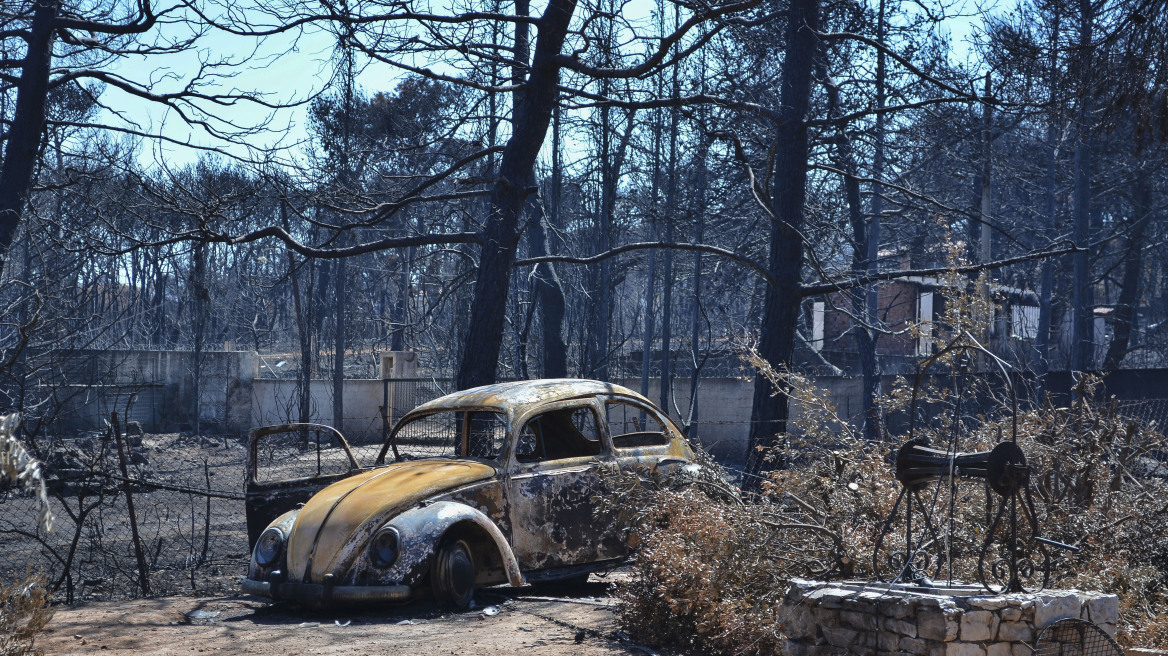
<box><xmin>779</xmin><ymin>579</ymin><xmax>1119</xmax><ymax>656</ymax></box>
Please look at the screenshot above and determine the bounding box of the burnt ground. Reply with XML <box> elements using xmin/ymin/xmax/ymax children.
<box><xmin>36</xmin><ymin>580</ymin><xmax>658</xmax><ymax>656</ymax></box>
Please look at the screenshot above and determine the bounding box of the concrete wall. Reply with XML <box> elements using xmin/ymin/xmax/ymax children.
<box><xmin>50</xmin><ymin>349</ymin><xmax>258</xmax><ymax>433</ymax></box>
<box><xmin>250</xmin><ymin>379</ymin><xmax>385</xmax><ymax>441</ymax></box>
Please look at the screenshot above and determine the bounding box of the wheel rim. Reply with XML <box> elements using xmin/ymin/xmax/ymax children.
<box><xmin>434</xmin><ymin>540</ymin><xmax>475</xmax><ymax>607</ymax></box>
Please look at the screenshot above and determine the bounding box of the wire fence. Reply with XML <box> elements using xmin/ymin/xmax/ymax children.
<box><xmin>4</xmin><ymin>381</ymin><xmax>1168</xmax><ymax>604</ymax></box>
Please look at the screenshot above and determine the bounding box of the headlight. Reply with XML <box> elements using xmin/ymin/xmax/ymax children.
<box><xmin>255</xmin><ymin>528</ymin><xmax>284</xmax><ymax>566</ymax></box>
<box><xmin>369</xmin><ymin>528</ymin><xmax>400</xmax><ymax>568</ymax></box>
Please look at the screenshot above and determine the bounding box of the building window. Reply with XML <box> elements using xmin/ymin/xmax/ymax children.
<box><xmin>1011</xmin><ymin>305</ymin><xmax>1040</xmax><ymax>340</ymax></box>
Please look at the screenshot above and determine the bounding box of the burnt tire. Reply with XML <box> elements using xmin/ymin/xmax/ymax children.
<box><xmin>431</xmin><ymin>538</ymin><xmax>476</xmax><ymax>609</ymax></box>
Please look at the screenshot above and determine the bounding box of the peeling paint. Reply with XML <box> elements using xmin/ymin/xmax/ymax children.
<box><xmin>243</xmin><ymin>379</ymin><xmax>706</xmax><ymax>606</ymax></box>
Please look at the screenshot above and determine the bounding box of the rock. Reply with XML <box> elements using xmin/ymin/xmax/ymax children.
<box><xmin>968</xmin><ymin>597</ymin><xmax>1008</xmax><ymax>612</ymax></box>
<box><xmin>997</xmin><ymin>621</ymin><xmax>1034</xmax><ymax>642</ymax></box>
<box><xmin>883</xmin><ymin>617</ymin><xmax>917</xmax><ymax>637</ymax></box>
<box><xmin>1000</xmin><ymin>608</ymin><xmax>1022</xmax><ymax>622</ymax></box>
<box><xmin>945</xmin><ymin>642</ymin><xmax>986</xmax><ymax>656</ymax></box>
<box><xmin>822</xmin><ymin>626</ymin><xmax>859</xmax><ymax>648</ymax></box>
<box><xmin>1034</xmin><ymin>594</ymin><xmax>1081</xmax><ymax>630</ymax></box>
<box><xmin>917</xmin><ymin>611</ymin><xmax>959</xmax><ymax>642</ymax></box>
<box><xmin>901</xmin><ymin>637</ymin><xmax>929</xmax><ymax>655</ymax></box>
<box><xmin>842</xmin><ymin>610</ymin><xmax>879</xmax><ymax>631</ymax></box>
<box><xmin>878</xmin><ymin>632</ymin><xmax>900</xmax><ymax>652</ymax></box>
<box><xmin>959</xmin><ymin>610</ymin><xmax>999</xmax><ymax>642</ymax></box>
<box><xmin>985</xmin><ymin>642</ymin><xmax>1011</xmax><ymax>656</ymax></box>
<box><xmin>782</xmin><ymin>606</ymin><xmax>819</xmax><ymax>640</ymax></box>
<box><xmin>1085</xmin><ymin>596</ymin><xmax>1119</xmax><ymax>626</ymax></box>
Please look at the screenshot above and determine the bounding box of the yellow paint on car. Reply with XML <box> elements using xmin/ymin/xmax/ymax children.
<box><xmin>286</xmin><ymin>460</ymin><xmax>495</xmax><ymax>581</ymax></box>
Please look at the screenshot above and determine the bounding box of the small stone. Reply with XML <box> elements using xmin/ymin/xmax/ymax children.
<box><xmin>960</xmin><ymin>610</ymin><xmax>999</xmax><ymax>642</ymax></box>
<box><xmin>918</xmin><ymin>611</ymin><xmax>959</xmax><ymax>642</ymax></box>
<box><xmin>848</xmin><ymin>642</ymin><xmax>876</xmax><ymax>656</ymax></box>
<box><xmin>823</xmin><ymin>626</ymin><xmax>860</xmax><ymax>648</ymax></box>
<box><xmin>842</xmin><ymin>610</ymin><xmax>879</xmax><ymax>631</ymax></box>
<box><xmin>997</xmin><ymin>621</ymin><xmax>1034</xmax><ymax>642</ymax></box>
<box><xmin>985</xmin><ymin>642</ymin><xmax>1011</xmax><ymax>656</ymax></box>
<box><xmin>1000</xmin><ymin>608</ymin><xmax>1022</xmax><ymax>622</ymax></box>
<box><xmin>880</xmin><ymin>601</ymin><xmax>915</xmax><ymax>619</ymax></box>
<box><xmin>901</xmin><ymin>637</ymin><xmax>929</xmax><ymax>655</ymax></box>
<box><xmin>969</xmin><ymin>597</ymin><xmax>1008</xmax><ymax>612</ymax></box>
<box><xmin>1034</xmin><ymin>594</ymin><xmax>1081</xmax><ymax>629</ymax></box>
<box><xmin>945</xmin><ymin>642</ymin><xmax>986</xmax><ymax>656</ymax></box>
<box><xmin>782</xmin><ymin>606</ymin><xmax>819</xmax><ymax>640</ymax></box>
<box><xmin>884</xmin><ymin>618</ymin><xmax>917</xmax><ymax>637</ymax></box>
<box><xmin>1086</xmin><ymin>596</ymin><xmax>1119</xmax><ymax>626</ymax></box>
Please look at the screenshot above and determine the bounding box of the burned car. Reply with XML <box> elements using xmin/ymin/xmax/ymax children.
<box><xmin>241</xmin><ymin>379</ymin><xmax>698</xmax><ymax>607</ymax></box>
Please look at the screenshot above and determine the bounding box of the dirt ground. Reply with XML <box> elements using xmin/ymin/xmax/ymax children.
<box><xmin>35</xmin><ymin>581</ymin><xmax>656</xmax><ymax>656</ymax></box>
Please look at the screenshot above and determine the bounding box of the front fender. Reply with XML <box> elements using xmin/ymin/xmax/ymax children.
<box><xmin>349</xmin><ymin>501</ymin><xmax>524</xmax><ymax>588</ymax></box>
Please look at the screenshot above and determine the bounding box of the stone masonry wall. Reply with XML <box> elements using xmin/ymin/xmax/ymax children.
<box><xmin>780</xmin><ymin>580</ymin><xmax>1119</xmax><ymax>656</ymax></box>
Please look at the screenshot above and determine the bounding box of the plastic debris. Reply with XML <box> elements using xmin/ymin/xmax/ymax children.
<box><xmin>298</xmin><ymin>622</ymin><xmax>319</xmax><ymax>628</ymax></box>
<box><xmin>185</xmin><ymin>610</ymin><xmax>220</xmax><ymax>620</ymax></box>
<box><xmin>519</xmin><ymin>626</ymin><xmax>533</xmax><ymax>632</ymax></box>
<box><xmin>335</xmin><ymin>620</ymin><xmax>351</xmax><ymax>627</ymax></box>
<box><xmin>482</xmin><ymin>606</ymin><xmax>500</xmax><ymax>616</ymax></box>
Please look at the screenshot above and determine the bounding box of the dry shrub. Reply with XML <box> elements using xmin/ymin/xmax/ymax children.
<box><xmin>0</xmin><ymin>570</ymin><xmax>54</xmax><ymax>656</ymax></box>
<box><xmin>1</xmin><ymin>413</ymin><xmax>55</xmax><ymax>655</ymax></box>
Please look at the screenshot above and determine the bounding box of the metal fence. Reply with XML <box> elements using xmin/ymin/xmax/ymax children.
<box><xmin>5</xmin><ymin>384</ymin><xmax>1168</xmax><ymax>604</ymax></box>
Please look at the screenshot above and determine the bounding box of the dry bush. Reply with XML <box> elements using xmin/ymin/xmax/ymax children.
<box><xmin>1</xmin><ymin>414</ymin><xmax>55</xmax><ymax>656</ymax></box>
<box><xmin>0</xmin><ymin>570</ymin><xmax>54</xmax><ymax>656</ymax></box>
<box><xmin>613</xmin><ymin>246</ymin><xmax>1168</xmax><ymax>651</ymax></box>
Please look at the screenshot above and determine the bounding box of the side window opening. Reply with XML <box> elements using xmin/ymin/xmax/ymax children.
<box><xmin>606</xmin><ymin>401</ymin><xmax>669</xmax><ymax>449</ymax></box>
<box><xmin>516</xmin><ymin>407</ymin><xmax>601</xmax><ymax>463</ymax></box>
<box><xmin>465</xmin><ymin>411</ymin><xmax>506</xmax><ymax>459</ymax></box>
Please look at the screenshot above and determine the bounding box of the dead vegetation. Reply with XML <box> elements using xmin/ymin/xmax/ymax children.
<box><xmin>0</xmin><ymin>414</ymin><xmax>54</xmax><ymax>656</ymax></box>
<box><xmin>611</xmin><ymin>264</ymin><xmax>1168</xmax><ymax>654</ymax></box>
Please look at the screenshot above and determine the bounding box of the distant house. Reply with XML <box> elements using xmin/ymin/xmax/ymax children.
<box><xmin>808</xmin><ymin>277</ymin><xmax>1041</xmax><ymax>374</ymax></box>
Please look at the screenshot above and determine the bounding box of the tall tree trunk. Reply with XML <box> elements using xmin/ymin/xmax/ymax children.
<box><xmin>686</xmin><ymin>131</ymin><xmax>710</xmax><ymax>438</ymax></box>
<box><xmin>191</xmin><ymin>242</ymin><xmax>208</xmax><ymax>434</ymax></box>
<box><xmin>456</xmin><ymin>0</ymin><xmax>578</xmax><ymax>391</ymax></box>
<box><xmin>283</xmin><ymin>203</ymin><xmax>313</xmax><ymax>425</ymax></box>
<box><xmin>1070</xmin><ymin>0</ymin><xmax>1094</xmax><ymax>372</ymax></box>
<box><xmin>1035</xmin><ymin>10</ymin><xmax>1061</xmax><ymax>396</ymax></box>
<box><xmin>1103</xmin><ymin>177</ymin><xmax>1150</xmax><ymax>369</ymax></box>
<box><xmin>744</xmin><ymin>0</ymin><xmax>819</xmax><ymax>489</ymax></box>
<box><xmin>0</xmin><ymin>0</ymin><xmax>57</xmax><ymax>277</ymax></box>
<box><xmin>660</xmin><ymin>51</ymin><xmax>680</xmax><ymax>413</ymax></box>
<box><xmin>527</xmin><ymin>187</ymin><xmax>567</xmax><ymax>377</ymax></box>
<box><xmin>333</xmin><ymin>257</ymin><xmax>346</xmax><ymax>434</ymax></box>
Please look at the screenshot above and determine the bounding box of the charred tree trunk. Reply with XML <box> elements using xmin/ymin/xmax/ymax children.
<box><xmin>456</xmin><ymin>0</ymin><xmax>578</xmax><ymax>391</ymax></box>
<box><xmin>0</xmin><ymin>0</ymin><xmax>57</xmax><ymax>277</ymax></box>
<box><xmin>527</xmin><ymin>186</ymin><xmax>567</xmax><ymax>377</ymax></box>
<box><xmin>744</xmin><ymin>0</ymin><xmax>819</xmax><ymax>490</ymax></box>
<box><xmin>1103</xmin><ymin>178</ymin><xmax>1150</xmax><ymax>369</ymax></box>
<box><xmin>1070</xmin><ymin>0</ymin><xmax>1094</xmax><ymax>372</ymax></box>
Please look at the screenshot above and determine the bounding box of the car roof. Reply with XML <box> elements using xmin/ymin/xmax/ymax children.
<box><xmin>407</xmin><ymin>378</ymin><xmax>654</xmax><ymax>417</ymax></box>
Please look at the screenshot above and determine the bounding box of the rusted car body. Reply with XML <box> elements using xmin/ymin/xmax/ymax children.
<box><xmin>241</xmin><ymin>379</ymin><xmax>697</xmax><ymax>607</ymax></box>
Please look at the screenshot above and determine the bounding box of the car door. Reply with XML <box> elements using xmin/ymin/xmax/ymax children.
<box><xmin>245</xmin><ymin>423</ymin><xmax>362</xmax><ymax>549</ymax></box>
<box><xmin>504</xmin><ymin>401</ymin><xmax>622</xmax><ymax>571</ymax></box>
<box><xmin>604</xmin><ymin>397</ymin><xmax>690</xmax><ymax>476</ymax></box>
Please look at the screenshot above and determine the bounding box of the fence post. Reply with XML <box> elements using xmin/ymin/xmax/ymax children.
<box><xmin>112</xmin><ymin>412</ymin><xmax>151</xmax><ymax>595</ymax></box>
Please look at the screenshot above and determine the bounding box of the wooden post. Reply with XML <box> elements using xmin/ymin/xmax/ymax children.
<box><xmin>112</xmin><ymin>412</ymin><xmax>151</xmax><ymax>595</ymax></box>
